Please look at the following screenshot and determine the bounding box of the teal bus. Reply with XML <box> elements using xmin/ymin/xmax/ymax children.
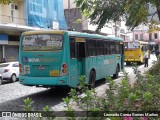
<box><xmin>19</xmin><ymin>30</ymin><xmax>124</xmax><ymax>88</ymax></box>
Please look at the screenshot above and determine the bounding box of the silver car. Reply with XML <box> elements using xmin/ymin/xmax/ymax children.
<box><xmin>0</xmin><ymin>62</ymin><xmax>19</xmax><ymax>83</ymax></box>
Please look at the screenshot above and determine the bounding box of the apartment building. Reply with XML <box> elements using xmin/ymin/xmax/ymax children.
<box><xmin>0</xmin><ymin>0</ymin><xmax>25</xmax><ymax>62</ymax></box>
<box><xmin>127</xmin><ymin>3</ymin><xmax>160</xmax><ymax>50</ymax></box>
<box><xmin>0</xmin><ymin>0</ymin><xmax>66</xmax><ymax>62</ymax></box>
<box><xmin>127</xmin><ymin>25</ymin><xmax>160</xmax><ymax>51</ymax></box>
<box><xmin>63</xmin><ymin>0</ymin><xmax>128</xmax><ymax>40</ymax></box>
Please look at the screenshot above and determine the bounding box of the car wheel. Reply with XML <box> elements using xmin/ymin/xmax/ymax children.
<box><xmin>0</xmin><ymin>77</ymin><xmax>2</xmax><ymax>85</ymax></box>
<box><xmin>11</xmin><ymin>74</ymin><xmax>17</xmax><ymax>83</ymax></box>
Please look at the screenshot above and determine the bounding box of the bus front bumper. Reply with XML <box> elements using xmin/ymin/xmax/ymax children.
<box><xmin>19</xmin><ymin>76</ymin><xmax>69</xmax><ymax>87</ymax></box>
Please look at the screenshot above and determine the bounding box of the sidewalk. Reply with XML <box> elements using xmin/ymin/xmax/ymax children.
<box><xmin>129</xmin><ymin>54</ymin><xmax>157</xmax><ymax>86</ymax></box>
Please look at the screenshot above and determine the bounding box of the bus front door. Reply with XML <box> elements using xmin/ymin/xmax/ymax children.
<box><xmin>70</xmin><ymin>39</ymin><xmax>86</xmax><ymax>88</ymax></box>
<box><xmin>73</xmin><ymin>42</ymin><xmax>86</xmax><ymax>87</ymax></box>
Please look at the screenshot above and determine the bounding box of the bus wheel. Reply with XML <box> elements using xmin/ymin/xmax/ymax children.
<box><xmin>113</xmin><ymin>66</ymin><xmax>119</xmax><ymax>79</ymax></box>
<box><xmin>89</xmin><ymin>71</ymin><xmax>96</xmax><ymax>89</ymax></box>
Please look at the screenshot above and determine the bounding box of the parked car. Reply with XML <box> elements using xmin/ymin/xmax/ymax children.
<box><xmin>0</xmin><ymin>74</ymin><xmax>2</xmax><ymax>85</ymax></box>
<box><xmin>0</xmin><ymin>61</ymin><xmax>19</xmax><ymax>83</ymax></box>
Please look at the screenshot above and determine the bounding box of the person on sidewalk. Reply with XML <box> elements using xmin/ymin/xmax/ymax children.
<box><xmin>144</xmin><ymin>51</ymin><xmax>149</xmax><ymax>67</ymax></box>
<box><xmin>155</xmin><ymin>50</ymin><xmax>159</xmax><ymax>61</ymax></box>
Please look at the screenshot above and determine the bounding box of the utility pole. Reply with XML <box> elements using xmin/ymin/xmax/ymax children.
<box><xmin>68</xmin><ymin>0</ymin><xmax>71</xmax><ymax>30</ymax></box>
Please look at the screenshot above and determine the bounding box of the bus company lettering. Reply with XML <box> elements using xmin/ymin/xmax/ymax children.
<box><xmin>28</xmin><ymin>58</ymin><xmax>40</xmax><ymax>62</ymax></box>
<box><xmin>104</xmin><ymin>59</ymin><xmax>115</xmax><ymax>64</ymax></box>
<box><xmin>28</xmin><ymin>58</ymin><xmax>59</xmax><ymax>62</ymax></box>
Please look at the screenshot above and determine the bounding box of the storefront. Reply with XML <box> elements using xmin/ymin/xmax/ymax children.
<box><xmin>5</xmin><ymin>45</ymin><xmax>19</xmax><ymax>62</ymax></box>
<box><xmin>0</xmin><ymin>34</ymin><xmax>19</xmax><ymax>62</ymax></box>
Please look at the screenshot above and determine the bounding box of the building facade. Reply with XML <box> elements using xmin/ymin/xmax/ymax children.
<box><xmin>63</xmin><ymin>0</ymin><xmax>128</xmax><ymax>40</ymax></box>
<box><xmin>0</xmin><ymin>0</ymin><xmax>24</xmax><ymax>62</ymax></box>
<box><xmin>0</xmin><ymin>0</ymin><xmax>66</xmax><ymax>62</ymax></box>
<box><xmin>127</xmin><ymin>25</ymin><xmax>160</xmax><ymax>51</ymax></box>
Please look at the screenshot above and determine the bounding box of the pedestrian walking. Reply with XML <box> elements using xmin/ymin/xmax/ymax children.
<box><xmin>144</xmin><ymin>51</ymin><xmax>149</xmax><ymax>67</ymax></box>
<box><xmin>155</xmin><ymin>50</ymin><xmax>159</xmax><ymax>61</ymax></box>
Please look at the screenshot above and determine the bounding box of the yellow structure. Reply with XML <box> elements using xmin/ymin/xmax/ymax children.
<box><xmin>124</xmin><ymin>41</ymin><xmax>150</xmax><ymax>65</ymax></box>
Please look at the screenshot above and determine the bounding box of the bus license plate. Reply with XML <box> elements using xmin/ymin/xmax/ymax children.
<box><xmin>38</xmin><ymin>66</ymin><xmax>45</xmax><ymax>70</ymax></box>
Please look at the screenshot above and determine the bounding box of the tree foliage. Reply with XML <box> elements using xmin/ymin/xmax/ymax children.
<box><xmin>0</xmin><ymin>0</ymin><xmax>12</xmax><ymax>4</ymax></box>
<box><xmin>75</xmin><ymin>0</ymin><xmax>160</xmax><ymax>31</ymax></box>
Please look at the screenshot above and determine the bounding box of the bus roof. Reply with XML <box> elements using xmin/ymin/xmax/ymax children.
<box><xmin>22</xmin><ymin>30</ymin><xmax>123</xmax><ymax>42</ymax></box>
<box><xmin>68</xmin><ymin>31</ymin><xmax>123</xmax><ymax>41</ymax></box>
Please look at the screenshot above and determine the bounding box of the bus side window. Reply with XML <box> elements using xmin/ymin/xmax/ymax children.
<box><xmin>110</xmin><ymin>41</ymin><xmax>115</xmax><ymax>54</ymax></box>
<box><xmin>104</xmin><ymin>40</ymin><xmax>109</xmax><ymax>55</ymax></box>
<box><xmin>115</xmin><ymin>42</ymin><xmax>120</xmax><ymax>54</ymax></box>
<box><xmin>100</xmin><ymin>40</ymin><xmax>104</xmax><ymax>55</ymax></box>
<box><xmin>70</xmin><ymin>37</ymin><xmax>76</xmax><ymax>58</ymax></box>
<box><xmin>96</xmin><ymin>39</ymin><xmax>104</xmax><ymax>55</ymax></box>
<box><xmin>88</xmin><ymin>39</ymin><xmax>96</xmax><ymax>56</ymax></box>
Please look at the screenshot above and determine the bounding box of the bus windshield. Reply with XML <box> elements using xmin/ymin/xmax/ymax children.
<box><xmin>22</xmin><ymin>34</ymin><xmax>63</xmax><ymax>51</ymax></box>
<box><xmin>125</xmin><ymin>42</ymin><xmax>140</xmax><ymax>49</ymax></box>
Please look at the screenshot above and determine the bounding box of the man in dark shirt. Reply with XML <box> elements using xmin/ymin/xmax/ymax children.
<box><xmin>156</xmin><ymin>50</ymin><xmax>159</xmax><ymax>61</ymax></box>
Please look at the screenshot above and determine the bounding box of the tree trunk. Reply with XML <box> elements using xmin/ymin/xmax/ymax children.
<box><xmin>156</xmin><ymin>5</ymin><xmax>160</xmax><ymax>21</ymax></box>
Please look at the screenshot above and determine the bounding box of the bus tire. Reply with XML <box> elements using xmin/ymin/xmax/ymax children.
<box><xmin>113</xmin><ymin>66</ymin><xmax>119</xmax><ymax>79</ymax></box>
<box><xmin>89</xmin><ymin>71</ymin><xmax>96</xmax><ymax>89</ymax></box>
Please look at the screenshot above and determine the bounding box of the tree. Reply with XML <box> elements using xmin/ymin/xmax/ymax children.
<box><xmin>75</xmin><ymin>0</ymin><xmax>160</xmax><ymax>31</ymax></box>
<box><xmin>0</xmin><ymin>0</ymin><xmax>12</xmax><ymax>4</ymax></box>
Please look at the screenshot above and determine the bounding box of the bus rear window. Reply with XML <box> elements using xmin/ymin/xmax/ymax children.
<box><xmin>22</xmin><ymin>34</ymin><xmax>63</xmax><ymax>51</ymax></box>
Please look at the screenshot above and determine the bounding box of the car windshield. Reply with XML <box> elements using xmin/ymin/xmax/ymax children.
<box><xmin>22</xmin><ymin>34</ymin><xmax>63</xmax><ymax>51</ymax></box>
<box><xmin>0</xmin><ymin>64</ymin><xmax>9</xmax><ymax>68</ymax></box>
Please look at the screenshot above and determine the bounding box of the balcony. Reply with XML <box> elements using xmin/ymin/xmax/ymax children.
<box><xmin>0</xmin><ymin>14</ymin><xmax>41</xmax><ymax>34</ymax></box>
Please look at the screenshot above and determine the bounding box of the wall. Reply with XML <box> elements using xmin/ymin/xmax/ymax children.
<box><xmin>0</xmin><ymin>1</ymin><xmax>25</xmax><ymax>25</ymax></box>
<box><xmin>63</xmin><ymin>0</ymin><xmax>76</xmax><ymax>9</ymax></box>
